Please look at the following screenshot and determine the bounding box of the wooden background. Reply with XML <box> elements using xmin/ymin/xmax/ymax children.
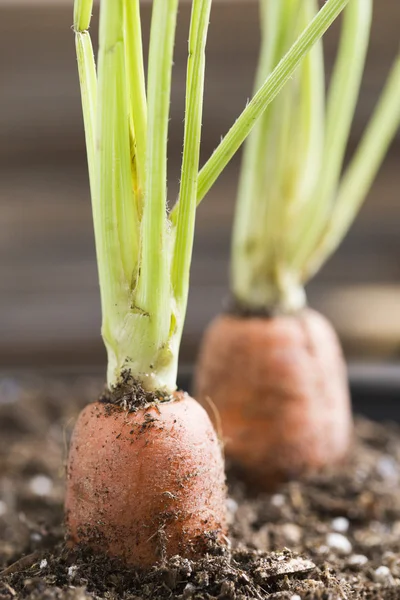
<box><xmin>0</xmin><ymin>0</ymin><xmax>399</xmax><ymax>370</ymax></box>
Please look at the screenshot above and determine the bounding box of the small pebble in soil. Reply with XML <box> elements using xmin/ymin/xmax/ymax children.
<box><xmin>40</xmin><ymin>559</ymin><xmax>48</xmax><ymax>569</ymax></box>
<box><xmin>29</xmin><ymin>475</ymin><xmax>53</xmax><ymax>496</ymax></box>
<box><xmin>226</xmin><ymin>498</ymin><xmax>238</xmax><ymax>525</ymax></box>
<box><xmin>68</xmin><ymin>565</ymin><xmax>78</xmax><ymax>579</ymax></box>
<box><xmin>373</xmin><ymin>565</ymin><xmax>395</xmax><ymax>585</ymax></box>
<box><xmin>0</xmin><ymin>500</ymin><xmax>7</xmax><ymax>516</ymax></box>
<box><xmin>326</xmin><ymin>533</ymin><xmax>352</xmax><ymax>555</ymax></box>
<box><xmin>226</xmin><ymin>498</ymin><xmax>238</xmax><ymax>514</ymax></box>
<box><xmin>290</xmin><ymin>596</ymin><xmax>301</xmax><ymax>600</ymax></box>
<box><xmin>183</xmin><ymin>583</ymin><xmax>196</xmax><ymax>599</ymax></box>
<box><xmin>271</xmin><ymin>494</ymin><xmax>285</xmax><ymax>507</ymax></box>
<box><xmin>376</xmin><ymin>456</ymin><xmax>399</xmax><ymax>481</ymax></box>
<box><xmin>331</xmin><ymin>517</ymin><xmax>349</xmax><ymax>533</ymax></box>
<box><xmin>347</xmin><ymin>554</ymin><xmax>369</xmax><ymax>568</ymax></box>
<box><xmin>281</xmin><ymin>523</ymin><xmax>302</xmax><ymax>544</ymax></box>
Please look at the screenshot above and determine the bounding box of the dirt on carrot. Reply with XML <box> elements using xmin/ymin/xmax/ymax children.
<box><xmin>1</xmin><ymin>375</ymin><xmax>400</xmax><ymax>599</ymax></box>
<box><xmin>99</xmin><ymin>369</ymin><xmax>173</xmax><ymax>413</ymax></box>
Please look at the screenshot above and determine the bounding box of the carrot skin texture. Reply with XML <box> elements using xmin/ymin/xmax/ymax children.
<box><xmin>194</xmin><ymin>308</ymin><xmax>352</xmax><ymax>490</ymax></box>
<box><xmin>65</xmin><ymin>394</ymin><xmax>227</xmax><ymax>567</ymax></box>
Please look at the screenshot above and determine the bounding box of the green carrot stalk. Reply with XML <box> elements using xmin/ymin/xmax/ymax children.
<box><xmin>231</xmin><ymin>0</ymin><xmax>400</xmax><ymax>314</ymax></box>
<box><xmin>306</xmin><ymin>53</ymin><xmax>400</xmax><ymax>279</ymax></box>
<box><xmin>289</xmin><ymin>0</ymin><xmax>372</xmax><ymax>272</ymax></box>
<box><xmin>73</xmin><ymin>0</ymin><xmax>351</xmax><ymax>393</ymax></box>
<box><xmin>171</xmin><ymin>0</ymin><xmax>350</xmax><ymax>223</ymax></box>
<box><xmin>232</xmin><ymin>0</ymin><xmax>325</xmax><ymax>312</ymax></box>
<box><xmin>124</xmin><ymin>0</ymin><xmax>147</xmax><ymax>202</ymax></box>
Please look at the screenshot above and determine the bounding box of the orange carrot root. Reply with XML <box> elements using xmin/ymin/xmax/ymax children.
<box><xmin>194</xmin><ymin>308</ymin><xmax>353</xmax><ymax>490</ymax></box>
<box><xmin>65</xmin><ymin>393</ymin><xmax>227</xmax><ymax>567</ymax></box>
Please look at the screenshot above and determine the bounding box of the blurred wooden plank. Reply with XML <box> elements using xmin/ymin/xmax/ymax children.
<box><xmin>317</xmin><ymin>286</ymin><xmax>400</xmax><ymax>357</ymax></box>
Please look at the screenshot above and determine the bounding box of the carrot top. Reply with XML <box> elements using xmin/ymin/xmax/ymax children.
<box><xmin>73</xmin><ymin>0</ymin><xmax>351</xmax><ymax>392</ymax></box>
<box><xmin>232</xmin><ymin>0</ymin><xmax>400</xmax><ymax>315</ymax></box>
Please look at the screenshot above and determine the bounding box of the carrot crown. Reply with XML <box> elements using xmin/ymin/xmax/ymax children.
<box><xmin>232</xmin><ymin>0</ymin><xmax>400</xmax><ymax>315</ymax></box>
<box><xmin>73</xmin><ymin>0</ymin><xmax>351</xmax><ymax>392</ymax></box>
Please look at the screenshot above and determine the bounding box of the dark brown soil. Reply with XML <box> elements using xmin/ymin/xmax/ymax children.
<box><xmin>99</xmin><ymin>370</ymin><xmax>173</xmax><ymax>412</ymax></box>
<box><xmin>1</xmin><ymin>375</ymin><xmax>400</xmax><ymax>599</ymax></box>
<box><xmin>224</xmin><ymin>296</ymin><xmax>295</xmax><ymax>318</ymax></box>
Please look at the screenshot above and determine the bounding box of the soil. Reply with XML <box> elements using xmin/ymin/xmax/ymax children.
<box><xmin>1</xmin><ymin>375</ymin><xmax>400</xmax><ymax>599</ymax></box>
<box><xmin>224</xmin><ymin>296</ymin><xmax>299</xmax><ymax>319</ymax></box>
<box><xmin>224</xmin><ymin>296</ymin><xmax>277</xmax><ymax>319</ymax></box>
<box><xmin>99</xmin><ymin>370</ymin><xmax>173</xmax><ymax>412</ymax></box>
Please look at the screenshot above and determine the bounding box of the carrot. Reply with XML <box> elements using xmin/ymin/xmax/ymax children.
<box><xmin>67</xmin><ymin>0</ymin><xmax>354</xmax><ymax>566</ymax></box>
<box><xmin>67</xmin><ymin>0</ymin><xmax>228</xmax><ymax>566</ymax></box>
<box><xmin>66</xmin><ymin>395</ymin><xmax>226</xmax><ymax>566</ymax></box>
<box><xmin>195</xmin><ymin>0</ymin><xmax>400</xmax><ymax>489</ymax></box>
<box><xmin>195</xmin><ymin>310</ymin><xmax>351</xmax><ymax>489</ymax></box>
